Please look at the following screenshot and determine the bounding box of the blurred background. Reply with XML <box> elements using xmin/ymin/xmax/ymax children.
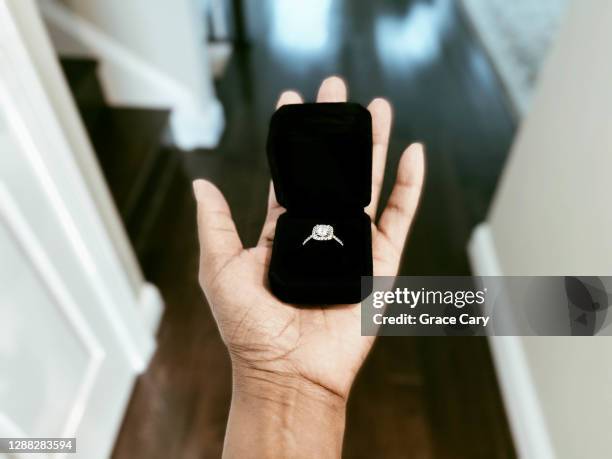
<box><xmin>5</xmin><ymin>0</ymin><xmax>612</xmax><ymax>458</ymax></box>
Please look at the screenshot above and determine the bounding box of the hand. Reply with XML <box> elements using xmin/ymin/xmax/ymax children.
<box><xmin>193</xmin><ymin>77</ymin><xmax>425</xmax><ymax>458</ymax></box>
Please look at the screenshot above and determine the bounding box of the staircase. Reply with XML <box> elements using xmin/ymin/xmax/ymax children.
<box><xmin>60</xmin><ymin>57</ymin><xmax>182</xmax><ymax>277</ymax></box>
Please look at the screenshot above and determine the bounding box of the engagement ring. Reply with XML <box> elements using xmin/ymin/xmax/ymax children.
<box><xmin>303</xmin><ymin>224</ymin><xmax>344</xmax><ymax>246</ymax></box>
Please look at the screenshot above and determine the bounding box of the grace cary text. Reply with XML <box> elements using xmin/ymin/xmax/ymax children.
<box><xmin>372</xmin><ymin>313</ymin><xmax>490</xmax><ymax>327</ymax></box>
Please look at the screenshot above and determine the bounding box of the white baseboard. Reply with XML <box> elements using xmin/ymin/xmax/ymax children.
<box><xmin>209</xmin><ymin>41</ymin><xmax>233</xmax><ymax>79</ymax></box>
<box><xmin>138</xmin><ymin>282</ymin><xmax>164</xmax><ymax>338</ymax></box>
<box><xmin>40</xmin><ymin>0</ymin><xmax>224</xmax><ymax>149</ymax></box>
<box><xmin>467</xmin><ymin>223</ymin><xmax>503</xmax><ymax>276</ymax></box>
<box><xmin>170</xmin><ymin>97</ymin><xmax>225</xmax><ymax>151</ymax></box>
<box><xmin>135</xmin><ymin>282</ymin><xmax>163</xmax><ymax>373</ymax></box>
<box><xmin>468</xmin><ymin>224</ymin><xmax>555</xmax><ymax>459</ymax></box>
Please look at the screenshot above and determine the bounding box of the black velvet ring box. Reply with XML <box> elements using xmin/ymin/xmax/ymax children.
<box><xmin>267</xmin><ymin>102</ymin><xmax>373</xmax><ymax>304</ymax></box>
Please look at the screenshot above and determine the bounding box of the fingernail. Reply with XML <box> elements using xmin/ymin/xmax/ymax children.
<box><xmin>192</xmin><ymin>179</ymin><xmax>206</xmax><ymax>201</ymax></box>
<box><xmin>369</xmin><ymin>100</ymin><xmax>390</xmax><ymax>120</ymax></box>
<box><xmin>412</xmin><ymin>142</ymin><xmax>425</xmax><ymax>157</ymax></box>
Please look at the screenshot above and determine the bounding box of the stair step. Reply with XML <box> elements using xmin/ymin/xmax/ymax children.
<box><xmin>88</xmin><ymin>106</ymin><xmax>171</xmax><ymax>222</ymax></box>
<box><xmin>135</xmin><ymin>151</ymin><xmax>190</xmax><ymax>281</ymax></box>
<box><xmin>60</xmin><ymin>58</ymin><xmax>105</xmax><ymax>128</ymax></box>
<box><xmin>60</xmin><ymin>58</ymin><xmax>98</xmax><ymax>92</ymax></box>
<box><xmin>59</xmin><ymin>56</ymin><xmax>176</xmax><ymax>270</ymax></box>
<box><xmin>129</xmin><ymin>147</ymin><xmax>180</xmax><ymax>263</ymax></box>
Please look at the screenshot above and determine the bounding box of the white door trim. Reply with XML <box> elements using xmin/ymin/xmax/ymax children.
<box><xmin>0</xmin><ymin>0</ymin><xmax>161</xmax><ymax>370</ymax></box>
<box><xmin>0</xmin><ymin>1</ymin><xmax>163</xmax><ymax>455</ymax></box>
<box><xmin>468</xmin><ymin>224</ymin><xmax>556</xmax><ymax>459</ymax></box>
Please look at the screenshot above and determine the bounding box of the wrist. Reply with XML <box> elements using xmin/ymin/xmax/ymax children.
<box><xmin>224</xmin><ymin>366</ymin><xmax>347</xmax><ymax>458</ymax></box>
<box><xmin>233</xmin><ymin>364</ymin><xmax>347</xmax><ymax>407</ymax></box>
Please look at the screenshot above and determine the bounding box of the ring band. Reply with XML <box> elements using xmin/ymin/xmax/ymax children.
<box><xmin>303</xmin><ymin>224</ymin><xmax>343</xmax><ymax>246</ymax></box>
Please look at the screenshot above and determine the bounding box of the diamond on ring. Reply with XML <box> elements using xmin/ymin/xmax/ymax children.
<box><xmin>303</xmin><ymin>224</ymin><xmax>344</xmax><ymax>246</ymax></box>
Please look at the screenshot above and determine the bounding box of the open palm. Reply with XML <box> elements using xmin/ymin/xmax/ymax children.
<box><xmin>194</xmin><ymin>77</ymin><xmax>425</xmax><ymax>400</ymax></box>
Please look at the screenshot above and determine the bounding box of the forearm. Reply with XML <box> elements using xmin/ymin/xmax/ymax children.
<box><xmin>223</xmin><ymin>367</ymin><xmax>347</xmax><ymax>459</ymax></box>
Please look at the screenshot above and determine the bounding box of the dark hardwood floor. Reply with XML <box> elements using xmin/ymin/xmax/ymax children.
<box><xmin>112</xmin><ymin>0</ymin><xmax>516</xmax><ymax>457</ymax></box>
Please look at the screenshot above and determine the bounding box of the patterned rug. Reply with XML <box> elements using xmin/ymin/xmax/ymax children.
<box><xmin>460</xmin><ymin>0</ymin><xmax>569</xmax><ymax>117</ymax></box>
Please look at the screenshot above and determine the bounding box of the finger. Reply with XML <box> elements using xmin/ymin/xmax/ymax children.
<box><xmin>276</xmin><ymin>90</ymin><xmax>303</xmax><ymax>108</ymax></box>
<box><xmin>377</xmin><ymin>143</ymin><xmax>425</xmax><ymax>260</ymax></box>
<box><xmin>266</xmin><ymin>180</ymin><xmax>281</xmax><ymax>213</ymax></box>
<box><xmin>364</xmin><ymin>98</ymin><xmax>392</xmax><ymax>220</ymax></box>
<box><xmin>193</xmin><ymin>179</ymin><xmax>243</xmax><ymax>284</ymax></box>
<box><xmin>317</xmin><ymin>76</ymin><xmax>347</xmax><ymax>102</ymax></box>
<box><xmin>258</xmin><ymin>181</ymin><xmax>284</xmax><ymax>247</ymax></box>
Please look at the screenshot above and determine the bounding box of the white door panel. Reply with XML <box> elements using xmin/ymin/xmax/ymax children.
<box><xmin>0</xmin><ymin>0</ymin><xmax>163</xmax><ymax>457</ymax></box>
<box><xmin>0</xmin><ymin>104</ymin><xmax>140</xmax><ymax>459</ymax></box>
<box><xmin>0</xmin><ymin>186</ymin><xmax>102</xmax><ymax>439</ymax></box>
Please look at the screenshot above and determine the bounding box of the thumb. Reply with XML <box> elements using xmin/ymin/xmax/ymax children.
<box><xmin>193</xmin><ymin>179</ymin><xmax>243</xmax><ymax>285</ymax></box>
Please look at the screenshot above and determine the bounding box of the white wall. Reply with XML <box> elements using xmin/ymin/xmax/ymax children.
<box><xmin>478</xmin><ymin>1</ymin><xmax>612</xmax><ymax>458</ymax></box>
<box><xmin>61</xmin><ymin>0</ymin><xmax>213</xmax><ymax>104</ymax></box>
<box><xmin>42</xmin><ymin>0</ymin><xmax>224</xmax><ymax>148</ymax></box>
<box><xmin>489</xmin><ymin>3</ymin><xmax>612</xmax><ymax>275</ymax></box>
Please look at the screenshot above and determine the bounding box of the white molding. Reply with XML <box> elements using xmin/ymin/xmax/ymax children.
<box><xmin>0</xmin><ymin>0</ymin><xmax>157</xmax><ymax>371</ymax></box>
<box><xmin>468</xmin><ymin>224</ymin><xmax>556</xmax><ymax>459</ymax></box>
<box><xmin>40</xmin><ymin>0</ymin><xmax>225</xmax><ymax>149</ymax></box>
<box><xmin>0</xmin><ymin>74</ymin><xmax>152</xmax><ymax>372</ymax></box>
<box><xmin>486</xmin><ymin>337</ymin><xmax>555</xmax><ymax>459</ymax></box>
<box><xmin>0</xmin><ymin>413</ymin><xmax>27</xmax><ymax>439</ymax></box>
<box><xmin>170</xmin><ymin>96</ymin><xmax>225</xmax><ymax>150</ymax></box>
<box><xmin>467</xmin><ymin>224</ymin><xmax>504</xmax><ymax>276</ymax></box>
<box><xmin>0</xmin><ymin>2</ymin><xmax>161</xmax><ymax>454</ymax></box>
<box><xmin>138</xmin><ymin>283</ymin><xmax>164</xmax><ymax>338</ymax></box>
<box><xmin>0</xmin><ymin>184</ymin><xmax>104</xmax><ymax>438</ymax></box>
<box><xmin>209</xmin><ymin>41</ymin><xmax>233</xmax><ymax>79</ymax></box>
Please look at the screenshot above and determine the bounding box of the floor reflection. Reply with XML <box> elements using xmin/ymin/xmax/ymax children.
<box><xmin>374</xmin><ymin>0</ymin><xmax>453</xmax><ymax>73</ymax></box>
<box><xmin>270</xmin><ymin>0</ymin><xmax>337</xmax><ymax>54</ymax></box>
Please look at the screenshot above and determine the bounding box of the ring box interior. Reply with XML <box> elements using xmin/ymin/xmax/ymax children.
<box><xmin>267</xmin><ymin>102</ymin><xmax>373</xmax><ymax>304</ymax></box>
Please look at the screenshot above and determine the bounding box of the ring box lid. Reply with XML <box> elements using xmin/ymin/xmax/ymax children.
<box><xmin>267</xmin><ymin>102</ymin><xmax>373</xmax><ymax>216</ymax></box>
